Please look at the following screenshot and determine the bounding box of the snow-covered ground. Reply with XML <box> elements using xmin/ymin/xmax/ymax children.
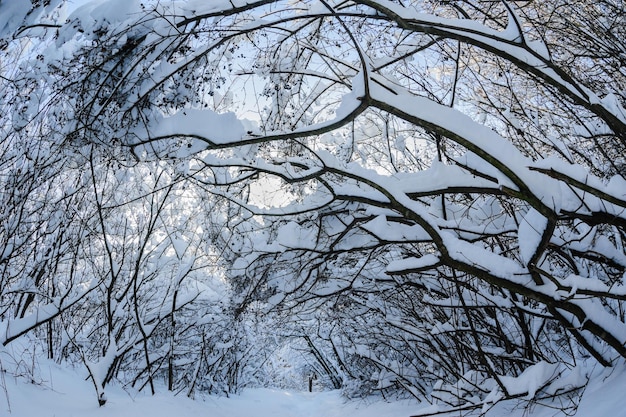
<box><xmin>3</xmin><ymin>360</ymin><xmax>626</xmax><ymax>417</ymax></box>
<box><xmin>2</xmin><ymin>363</ymin><xmax>417</xmax><ymax>417</ymax></box>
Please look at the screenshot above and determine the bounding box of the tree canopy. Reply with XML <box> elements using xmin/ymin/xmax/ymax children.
<box><xmin>1</xmin><ymin>0</ymin><xmax>625</xmax><ymax>413</ymax></box>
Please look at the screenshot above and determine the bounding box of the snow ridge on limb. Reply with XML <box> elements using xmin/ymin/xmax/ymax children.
<box><xmin>364</xmin><ymin>73</ymin><xmax>555</xmax><ymax>211</ymax></box>
<box><xmin>132</xmin><ymin>74</ymin><xmax>367</xmax><ymax>156</ymax></box>
<box><xmin>1</xmin><ymin>281</ymin><xmax>99</xmax><ymax>347</ymax></box>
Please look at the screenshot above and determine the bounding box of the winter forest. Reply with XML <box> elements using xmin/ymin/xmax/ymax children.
<box><xmin>1</xmin><ymin>0</ymin><xmax>625</xmax><ymax>415</ymax></box>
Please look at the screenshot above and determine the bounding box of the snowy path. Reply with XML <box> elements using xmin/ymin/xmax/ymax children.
<box><xmin>1</xmin><ymin>363</ymin><xmax>419</xmax><ymax>417</ymax></box>
<box><xmin>3</xmin><ymin>361</ymin><xmax>626</xmax><ymax>417</ymax></box>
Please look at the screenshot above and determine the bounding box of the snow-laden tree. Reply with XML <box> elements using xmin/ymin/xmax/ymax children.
<box><xmin>0</xmin><ymin>1</ymin><xmax>258</xmax><ymax>404</ymax></box>
<box><xmin>1</xmin><ymin>0</ymin><xmax>626</xmax><ymax>412</ymax></box>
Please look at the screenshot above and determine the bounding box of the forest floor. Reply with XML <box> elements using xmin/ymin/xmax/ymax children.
<box><xmin>2</xmin><ymin>359</ymin><xmax>626</xmax><ymax>417</ymax></box>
